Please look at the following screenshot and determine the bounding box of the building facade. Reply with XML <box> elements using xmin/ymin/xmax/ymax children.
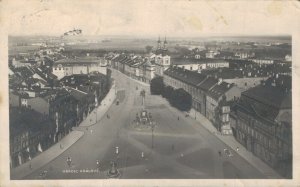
<box><xmin>164</xmin><ymin>67</ymin><xmax>241</xmax><ymax>134</ymax></box>
<box><xmin>52</xmin><ymin>57</ymin><xmax>107</xmax><ymax>80</ymax></box>
<box><xmin>234</xmin><ymin>84</ymin><xmax>292</xmax><ymax>177</ymax></box>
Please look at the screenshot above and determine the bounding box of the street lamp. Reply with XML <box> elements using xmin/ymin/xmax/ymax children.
<box><xmin>150</xmin><ymin>121</ymin><xmax>156</xmax><ymax>149</ymax></box>
<box><xmin>140</xmin><ymin>89</ymin><xmax>146</xmax><ymax>107</ymax></box>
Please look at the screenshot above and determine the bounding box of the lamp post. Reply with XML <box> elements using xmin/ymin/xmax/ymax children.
<box><xmin>140</xmin><ymin>89</ymin><xmax>146</xmax><ymax>107</ymax></box>
<box><xmin>150</xmin><ymin>121</ymin><xmax>156</xmax><ymax>149</ymax></box>
<box><xmin>93</xmin><ymin>102</ymin><xmax>100</xmax><ymax>125</ymax></box>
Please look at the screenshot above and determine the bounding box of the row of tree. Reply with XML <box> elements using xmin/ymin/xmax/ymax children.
<box><xmin>150</xmin><ymin>76</ymin><xmax>192</xmax><ymax>111</ymax></box>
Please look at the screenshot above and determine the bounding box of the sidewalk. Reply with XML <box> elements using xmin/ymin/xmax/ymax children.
<box><xmin>80</xmin><ymin>83</ymin><xmax>116</xmax><ymax>127</ymax></box>
<box><xmin>188</xmin><ymin>108</ymin><xmax>282</xmax><ymax>179</ymax></box>
<box><xmin>11</xmin><ymin>131</ymin><xmax>84</xmax><ymax>179</ymax></box>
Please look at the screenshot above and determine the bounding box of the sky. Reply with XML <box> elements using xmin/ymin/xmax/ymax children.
<box><xmin>1</xmin><ymin>0</ymin><xmax>299</xmax><ymax>37</ymax></box>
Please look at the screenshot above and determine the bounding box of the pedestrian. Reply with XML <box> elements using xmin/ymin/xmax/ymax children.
<box><xmin>67</xmin><ymin>157</ymin><xmax>72</xmax><ymax>167</ymax></box>
<box><xmin>178</xmin><ymin>116</ymin><xmax>179</xmax><ymax>121</ymax></box>
<box><xmin>141</xmin><ymin>152</ymin><xmax>144</xmax><ymax>158</ymax></box>
<box><xmin>180</xmin><ymin>153</ymin><xmax>184</xmax><ymax>157</ymax></box>
<box><xmin>96</xmin><ymin>160</ymin><xmax>100</xmax><ymax>170</ymax></box>
<box><xmin>60</xmin><ymin>144</ymin><xmax>63</xmax><ymax>149</ymax></box>
<box><xmin>218</xmin><ymin>151</ymin><xmax>222</xmax><ymax>156</ymax></box>
<box><xmin>29</xmin><ymin>162</ymin><xmax>32</xmax><ymax>170</ymax></box>
<box><xmin>90</xmin><ymin>129</ymin><xmax>93</xmax><ymax>134</ymax></box>
<box><xmin>236</xmin><ymin>147</ymin><xmax>239</xmax><ymax>152</ymax></box>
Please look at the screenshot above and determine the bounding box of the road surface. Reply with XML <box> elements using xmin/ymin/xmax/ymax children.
<box><xmin>24</xmin><ymin>69</ymin><xmax>265</xmax><ymax>179</ymax></box>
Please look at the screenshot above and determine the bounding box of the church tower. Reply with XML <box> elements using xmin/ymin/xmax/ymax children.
<box><xmin>157</xmin><ymin>36</ymin><xmax>161</xmax><ymax>50</ymax></box>
<box><xmin>163</xmin><ymin>36</ymin><xmax>168</xmax><ymax>50</ymax></box>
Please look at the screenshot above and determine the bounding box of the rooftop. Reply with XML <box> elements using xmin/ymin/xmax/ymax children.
<box><xmin>207</xmin><ymin>82</ymin><xmax>234</xmax><ymax>100</ymax></box>
<box><xmin>55</xmin><ymin>56</ymin><xmax>104</xmax><ymax>65</ymax></box>
<box><xmin>164</xmin><ymin>66</ymin><xmax>207</xmax><ymax>86</ymax></box>
<box><xmin>172</xmin><ymin>58</ymin><xmax>229</xmax><ymax>65</ymax></box>
<box><xmin>242</xmin><ymin>85</ymin><xmax>291</xmax><ymax>109</ymax></box>
<box><xmin>197</xmin><ymin>77</ymin><xmax>218</xmax><ymax>91</ymax></box>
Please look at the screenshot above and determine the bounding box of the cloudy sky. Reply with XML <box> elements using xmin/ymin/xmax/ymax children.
<box><xmin>1</xmin><ymin>0</ymin><xmax>299</xmax><ymax>37</ymax></box>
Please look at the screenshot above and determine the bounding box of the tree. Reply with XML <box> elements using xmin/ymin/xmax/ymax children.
<box><xmin>162</xmin><ymin>85</ymin><xmax>173</xmax><ymax>98</ymax></box>
<box><xmin>173</xmin><ymin>88</ymin><xmax>192</xmax><ymax>111</ymax></box>
<box><xmin>150</xmin><ymin>76</ymin><xmax>165</xmax><ymax>95</ymax></box>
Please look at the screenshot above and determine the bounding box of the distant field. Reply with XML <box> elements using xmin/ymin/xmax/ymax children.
<box><xmin>65</xmin><ymin>40</ymin><xmax>157</xmax><ymax>51</ymax></box>
<box><xmin>9</xmin><ymin>45</ymin><xmax>40</xmax><ymax>55</ymax></box>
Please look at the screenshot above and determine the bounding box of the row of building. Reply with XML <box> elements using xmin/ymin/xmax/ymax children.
<box><xmin>106</xmin><ymin>38</ymin><xmax>171</xmax><ymax>83</ymax></box>
<box><xmin>162</xmin><ymin>65</ymin><xmax>291</xmax><ymax>177</ymax></box>
<box><xmin>231</xmin><ymin>75</ymin><xmax>292</xmax><ymax>177</ymax></box>
<box><xmin>9</xmin><ymin>50</ymin><xmax>112</xmax><ymax>168</ymax></box>
<box><xmin>163</xmin><ymin>66</ymin><xmax>240</xmax><ymax>135</ymax></box>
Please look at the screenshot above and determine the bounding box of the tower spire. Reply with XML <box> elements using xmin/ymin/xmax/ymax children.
<box><xmin>157</xmin><ymin>36</ymin><xmax>161</xmax><ymax>50</ymax></box>
<box><xmin>163</xmin><ymin>36</ymin><xmax>167</xmax><ymax>49</ymax></box>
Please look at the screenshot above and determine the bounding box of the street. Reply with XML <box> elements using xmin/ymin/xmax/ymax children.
<box><xmin>24</xmin><ymin>69</ymin><xmax>265</xmax><ymax>179</ymax></box>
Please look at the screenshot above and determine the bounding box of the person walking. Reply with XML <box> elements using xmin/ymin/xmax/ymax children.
<box><xmin>96</xmin><ymin>160</ymin><xmax>100</xmax><ymax>170</ymax></box>
<box><xmin>67</xmin><ymin>157</ymin><xmax>72</xmax><ymax>167</ymax></box>
<box><xmin>141</xmin><ymin>152</ymin><xmax>144</xmax><ymax>158</ymax></box>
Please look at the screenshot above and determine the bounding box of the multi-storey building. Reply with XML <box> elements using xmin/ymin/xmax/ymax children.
<box><xmin>52</xmin><ymin>56</ymin><xmax>107</xmax><ymax>80</ymax></box>
<box><xmin>172</xmin><ymin>58</ymin><xmax>229</xmax><ymax>72</ymax></box>
<box><xmin>233</xmin><ymin>80</ymin><xmax>292</xmax><ymax>177</ymax></box>
<box><xmin>164</xmin><ymin>67</ymin><xmax>241</xmax><ymax>134</ymax></box>
<box><xmin>9</xmin><ymin>107</ymin><xmax>54</xmax><ymax>168</ymax></box>
<box><xmin>206</xmin><ymin>81</ymin><xmax>240</xmax><ymax>134</ymax></box>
